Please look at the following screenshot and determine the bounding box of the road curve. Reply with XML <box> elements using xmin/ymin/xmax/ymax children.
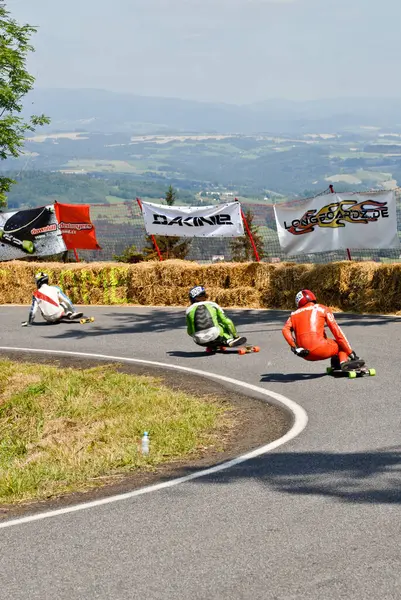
<box><xmin>0</xmin><ymin>306</ymin><xmax>400</xmax><ymax>600</ymax></box>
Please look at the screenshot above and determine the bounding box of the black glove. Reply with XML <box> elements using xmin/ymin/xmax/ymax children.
<box><xmin>291</xmin><ymin>346</ymin><xmax>309</xmax><ymax>358</ymax></box>
<box><xmin>349</xmin><ymin>351</ymin><xmax>359</xmax><ymax>360</ymax></box>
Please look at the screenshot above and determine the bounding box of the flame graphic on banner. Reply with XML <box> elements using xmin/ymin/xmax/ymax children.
<box><xmin>285</xmin><ymin>200</ymin><xmax>390</xmax><ymax>236</ymax></box>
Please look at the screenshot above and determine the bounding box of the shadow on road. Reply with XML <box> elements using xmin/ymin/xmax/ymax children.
<box><xmin>186</xmin><ymin>448</ymin><xmax>401</xmax><ymax>504</ymax></box>
<box><xmin>43</xmin><ymin>308</ymin><xmax>284</xmax><ymax>341</ymax></box>
<box><xmin>40</xmin><ymin>307</ymin><xmax>400</xmax><ymax>342</ymax></box>
<box><xmin>167</xmin><ymin>350</ymin><xmax>212</xmax><ymax>358</ymax></box>
<box><xmin>261</xmin><ymin>372</ymin><xmax>327</xmax><ymax>382</ymax></box>
<box><xmin>336</xmin><ymin>314</ymin><xmax>401</xmax><ymax>328</ymax></box>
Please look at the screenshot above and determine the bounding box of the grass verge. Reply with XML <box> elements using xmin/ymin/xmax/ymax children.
<box><xmin>0</xmin><ymin>360</ymin><xmax>233</xmax><ymax>505</ymax></box>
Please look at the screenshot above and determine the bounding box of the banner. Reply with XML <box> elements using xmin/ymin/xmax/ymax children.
<box><xmin>54</xmin><ymin>203</ymin><xmax>100</xmax><ymax>250</ymax></box>
<box><xmin>274</xmin><ymin>191</ymin><xmax>400</xmax><ymax>254</ymax></box>
<box><xmin>141</xmin><ymin>201</ymin><xmax>244</xmax><ymax>238</ymax></box>
<box><xmin>0</xmin><ymin>205</ymin><xmax>66</xmax><ymax>261</ymax></box>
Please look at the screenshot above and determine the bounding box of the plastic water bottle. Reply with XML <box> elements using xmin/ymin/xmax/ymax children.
<box><xmin>141</xmin><ymin>431</ymin><xmax>150</xmax><ymax>455</ymax></box>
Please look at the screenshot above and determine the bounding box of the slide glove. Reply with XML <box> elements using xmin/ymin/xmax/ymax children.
<box><xmin>349</xmin><ymin>351</ymin><xmax>359</xmax><ymax>360</ymax></box>
<box><xmin>291</xmin><ymin>346</ymin><xmax>309</xmax><ymax>358</ymax></box>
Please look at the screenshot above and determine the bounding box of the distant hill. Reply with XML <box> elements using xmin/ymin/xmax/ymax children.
<box><xmin>24</xmin><ymin>88</ymin><xmax>401</xmax><ymax>135</ymax></box>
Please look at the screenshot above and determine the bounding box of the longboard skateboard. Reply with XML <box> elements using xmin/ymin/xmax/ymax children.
<box><xmin>206</xmin><ymin>345</ymin><xmax>260</xmax><ymax>355</ymax></box>
<box><xmin>80</xmin><ymin>316</ymin><xmax>95</xmax><ymax>324</ymax></box>
<box><xmin>0</xmin><ymin>230</ymin><xmax>35</xmax><ymax>253</ymax></box>
<box><xmin>0</xmin><ymin>206</ymin><xmax>53</xmax><ymax>254</ymax></box>
<box><xmin>326</xmin><ymin>365</ymin><xmax>376</xmax><ymax>379</ymax></box>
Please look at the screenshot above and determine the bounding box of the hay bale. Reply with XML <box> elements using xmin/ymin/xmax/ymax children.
<box><xmin>216</xmin><ymin>262</ymin><xmax>272</xmax><ymax>289</ymax></box>
<box><xmin>213</xmin><ymin>287</ymin><xmax>261</xmax><ymax>308</ymax></box>
<box><xmin>267</xmin><ymin>263</ymin><xmax>314</xmax><ymax>308</ymax></box>
<box><xmin>368</xmin><ymin>264</ymin><xmax>401</xmax><ymax>313</ymax></box>
<box><xmin>0</xmin><ymin>259</ymin><xmax>400</xmax><ymax>314</ymax></box>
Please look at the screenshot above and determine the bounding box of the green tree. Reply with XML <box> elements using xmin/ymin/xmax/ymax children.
<box><xmin>230</xmin><ymin>208</ymin><xmax>265</xmax><ymax>262</ymax></box>
<box><xmin>143</xmin><ymin>185</ymin><xmax>192</xmax><ymax>260</ymax></box>
<box><xmin>113</xmin><ymin>244</ymin><xmax>144</xmax><ymax>264</ymax></box>
<box><xmin>165</xmin><ymin>184</ymin><xmax>176</xmax><ymax>206</ymax></box>
<box><xmin>0</xmin><ymin>5</ymin><xmax>50</xmax><ymax>206</ymax></box>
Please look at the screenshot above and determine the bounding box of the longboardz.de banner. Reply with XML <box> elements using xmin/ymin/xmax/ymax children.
<box><xmin>0</xmin><ymin>205</ymin><xmax>66</xmax><ymax>260</ymax></box>
<box><xmin>141</xmin><ymin>201</ymin><xmax>245</xmax><ymax>237</ymax></box>
<box><xmin>273</xmin><ymin>191</ymin><xmax>400</xmax><ymax>254</ymax></box>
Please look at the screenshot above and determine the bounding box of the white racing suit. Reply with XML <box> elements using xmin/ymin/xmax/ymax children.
<box><xmin>28</xmin><ymin>284</ymin><xmax>76</xmax><ymax>324</ymax></box>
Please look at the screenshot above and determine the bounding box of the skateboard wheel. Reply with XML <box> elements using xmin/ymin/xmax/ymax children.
<box><xmin>89</xmin><ymin>317</ymin><xmax>95</xmax><ymax>322</ymax></box>
<box><xmin>205</xmin><ymin>347</ymin><xmax>214</xmax><ymax>354</ymax></box>
<box><xmin>326</xmin><ymin>367</ymin><xmax>334</xmax><ymax>374</ymax></box>
<box><xmin>368</xmin><ymin>368</ymin><xmax>376</xmax><ymax>376</ymax></box>
<box><xmin>80</xmin><ymin>319</ymin><xmax>85</xmax><ymax>324</ymax></box>
<box><xmin>219</xmin><ymin>346</ymin><xmax>227</xmax><ymax>352</ymax></box>
<box><xmin>238</xmin><ymin>348</ymin><xmax>246</xmax><ymax>355</ymax></box>
<box><xmin>22</xmin><ymin>240</ymin><xmax>34</xmax><ymax>254</ymax></box>
<box><xmin>348</xmin><ymin>371</ymin><xmax>357</xmax><ymax>379</ymax></box>
<box><xmin>253</xmin><ymin>346</ymin><xmax>260</xmax><ymax>353</ymax></box>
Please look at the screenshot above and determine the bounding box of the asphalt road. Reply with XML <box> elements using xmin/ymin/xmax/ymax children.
<box><xmin>0</xmin><ymin>305</ymin><xmax>400</xmax><ymax>600</ymax></box>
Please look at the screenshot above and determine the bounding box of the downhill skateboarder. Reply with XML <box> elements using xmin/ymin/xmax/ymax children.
<box><xmin>282</xmin><ymin>289</ymin><xmax>364</xmax><ymax>371</ymax></box>
<box><xmin>21</xmin><ymin>272</ymin><xmax>83</xmax><ymax>326</ymax></box>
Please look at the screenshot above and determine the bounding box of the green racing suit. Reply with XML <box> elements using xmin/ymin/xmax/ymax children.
<box><xmin>186</xmin><ymin>301</ymin><xmax>238</xmax><ymax>346</ymax></box>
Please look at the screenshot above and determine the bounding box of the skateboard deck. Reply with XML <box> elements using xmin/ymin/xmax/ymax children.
<box><xmin>326</xmin><ymin>365</ymin><xmax>376</xmax><ymax>379</ymax></box>
<box><xmin>206</xmin><ymin>344</ymin><xmax>260</xmax><ymax>355</ymax></box>
<box><xmin>80</xmin><ymin>316</ymin><xmax>95</xmax><ymax>324</ymax></box>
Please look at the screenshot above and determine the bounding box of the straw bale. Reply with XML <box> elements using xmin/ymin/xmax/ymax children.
<box><xmin>336</xmin><ymin>262</ymin><xmax>377</xmax><ymax>311</ymax></box>
<box><xmin>298</xmin><ymin>262</ymin><xmax>344</xmax><ymax>307</ymax></box>
<box><xmin>158</xmin><ymin>286</ymin><xmax>190</xmax><ymax>306</ymax></box>
<box><xmin>267</xmin><ymin>264</ymin><xmax>314</xmax><ymax>308</ymax></box>
<box><xmin>127</xmin><ymin>263</ymin><xmax>163</xmax><ymax>304</ymax></box>
<box><xmin>367</xmin><ymin>264</ymin><xmax>401</xmax><ymax>313</ymax></box>
<box><xmin>0</xmin><ymin>266</ymin><xmax>19</xmax><ymax>303</ymax></box>
<box><xmin>214</xmin><ymin>262</ymin><xmax>273</xmax><ymax>290</ymax></box>
<box><xmin>1</xmin><ymin>260</ymin><xmax>401</xmax><ymax>313</ymax></box>
<box><xmin>251</xmin><ymin>262</ymin><xmax>276</xmax><ymax>291</ymax></box>
<box><xmin>151</xmin><ymin>260</ymin><xmax>204</xmax><ymax>287</ymax></box>
<box><xmin>213</xmin><ymin>287</ymin><xmax>261</xmax><ymax>308</ymax></box>
<box><xmin>201</xmin><ymin>263</ymin><xmax>242</xmax><ymax>288</ymax></box>
<box><xmin>163</xmin><ymin>262</ymin><xmax>204</xmax><ymax>287</ymax></box>
<box><xmin>128</xmin><ymin>262</ymin><xmax>161</xmax><ymax>286</ymax></box>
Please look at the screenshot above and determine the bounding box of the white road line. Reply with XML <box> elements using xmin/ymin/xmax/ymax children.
<box><xmin>0</xmin><ymin>347</ymin><xmax>308</xmax><ymax>530</ymax></box>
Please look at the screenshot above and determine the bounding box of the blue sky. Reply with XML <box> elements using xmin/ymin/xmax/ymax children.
<box><xmin>11</xmin><ymin>0</ymin><xmax>401</xmax><ymax>103</ymax></box>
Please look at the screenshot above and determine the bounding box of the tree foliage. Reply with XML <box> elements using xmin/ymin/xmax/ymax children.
<box><xmin>230</xmin><ymin>208</ymin><xmax>265</xmax><ymax>262</ymax></box>
<box><xmin>3</xmin><ymin>171</ymin><xmax>197</xmax><ymax>209</ymax></box>
<box><xmin>0</xmin><ymin>5</ymin><xmax>50</xmax><ymax>206</ymax></box>
<box><xmin>113</xmin><ymin>243</ymin><xmax>144</xmax><ymax>263</ymax></box>
<box><xmin>143</xmin><ymin>185</ymin><xmax>192</xmax><ymax>260</ymax></box>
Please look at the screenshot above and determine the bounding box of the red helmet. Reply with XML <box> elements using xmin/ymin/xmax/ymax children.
<box><xmin>295</xmin><ymin>289</ymin><xmax>317</xmax><ymax>308</ymax></box>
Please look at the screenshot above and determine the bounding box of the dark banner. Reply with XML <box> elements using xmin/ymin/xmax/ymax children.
<box><xmin>0</xmin><ymin>205</ymin><xmax>66</xmax><ymax>261</ymax></box>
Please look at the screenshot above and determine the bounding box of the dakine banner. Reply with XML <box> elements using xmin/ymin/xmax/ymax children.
<box><xmin>274</xmin><ymin>191</ymin><xmax>400</xmax><ymax>254</ymax></box>
<box><xmin>0</xmin><ymin>205</ymin><xmax>66</xmax><ymax>261</ymax></box>
<box><xmin>141</xmin><ymin>201</ymin><xmax>244</xmax><ymax>238</ymax></box>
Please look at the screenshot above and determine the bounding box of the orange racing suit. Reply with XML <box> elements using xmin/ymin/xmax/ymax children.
<box><xmin>282</xmin><ymin>302</ymin><xmax>352</xmax><ymax>363</ymax></box>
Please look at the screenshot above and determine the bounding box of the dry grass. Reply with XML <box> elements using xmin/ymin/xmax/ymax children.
<box><xmin>1</xmin><ymin>259</ymin><xmax>400</xmax><ymax>313</ymax></box>
<box><xmin>0</xmin><ymin>360</ymin><xmax>232</xmax><ymax>505</ymax></box>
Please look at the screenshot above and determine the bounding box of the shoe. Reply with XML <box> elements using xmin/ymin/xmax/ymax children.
<box><xmin>227</xmin><ymin>336</ymin><xmax>247</xmax><ymax>348</ymax></box>
<box><xmin>341</xmin><ymin>358</ymin><xmax>365</xmax><ymax>372</ymax></box>
<box><xmin>68</xmin><ymin>311</ymin><xmax>84</xmax><ymax>320</ymax></box>
<box><xmin>331</xmin><ymin>355</ymin><xmax>341</xmax><ymax>370</ymax></box>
